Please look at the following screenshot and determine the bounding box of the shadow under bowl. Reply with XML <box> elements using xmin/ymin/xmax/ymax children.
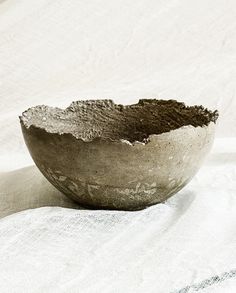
<box><xmin>19</xmin><ymin>99</ymin><xmax>218</xmax><ymax>210</ymax></box>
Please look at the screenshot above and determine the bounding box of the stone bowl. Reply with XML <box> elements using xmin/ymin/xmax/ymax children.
<box><xmin>19</xmin><ymin>99</ymin><xmax>218</xmax><ymax>210</ymax></box>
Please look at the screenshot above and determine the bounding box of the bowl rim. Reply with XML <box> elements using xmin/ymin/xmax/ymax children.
<box><xmin>19</xmin><ymin>99</ymin><xmax>219</xmax><ymax>146</ymax></box>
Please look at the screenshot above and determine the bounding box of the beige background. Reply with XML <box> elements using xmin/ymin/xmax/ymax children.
<box><xmin>0</xmin><ymin>1</ymin><xmax>236</xmax><ymax>292</ymax></box>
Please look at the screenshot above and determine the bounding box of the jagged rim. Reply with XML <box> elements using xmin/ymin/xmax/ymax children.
<box><xmin>19</xmin><ymin>99</ymin><xmax>219</xmax><ymax>146</ymax></box>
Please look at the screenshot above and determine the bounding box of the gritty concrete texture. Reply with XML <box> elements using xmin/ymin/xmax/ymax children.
<box><xmin>19</xmin><ymin>99</ymin><xmax>218</xmax><ymax>210</ymax></box>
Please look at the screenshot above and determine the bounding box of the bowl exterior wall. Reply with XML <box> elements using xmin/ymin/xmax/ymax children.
<box><xmin>20</xmin><ymin>122</ymin><xmax>215</xmax><ymax>210</ymax></box>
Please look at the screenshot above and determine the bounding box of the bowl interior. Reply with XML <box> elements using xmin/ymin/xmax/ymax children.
<box><xmin>21</xmin><ymin>99</ymin><xmax>218</xmax><ymax>143</ymax></box>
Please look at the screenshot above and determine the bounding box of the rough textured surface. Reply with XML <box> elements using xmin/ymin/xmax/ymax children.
<box><xmin>21</xmin><ymin>99</ymin><xmax>218</xmax><ymax>143</ymax></box>
<box><xmin>20</xmin><ymin>99</ymin><xmax>218</xmax><ymax>210</ymax></box>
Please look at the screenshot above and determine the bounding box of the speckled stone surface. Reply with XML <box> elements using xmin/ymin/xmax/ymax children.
<box><xmin>19</xmin><ymin>99</ymin><xmax>218</xmax><ymax>210</ymax></box>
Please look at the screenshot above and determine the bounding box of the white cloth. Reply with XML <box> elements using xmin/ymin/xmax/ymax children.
<box><xmin>0</xmin><ymin>0</ymin><xmax>236</xmax><ymax>292</ymax></box>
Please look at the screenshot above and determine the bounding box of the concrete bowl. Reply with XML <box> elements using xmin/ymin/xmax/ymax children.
<box><xmin>20</xmin><ymin>99</ymin><xmax>218</xmax><ymax>210</ymax></box>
